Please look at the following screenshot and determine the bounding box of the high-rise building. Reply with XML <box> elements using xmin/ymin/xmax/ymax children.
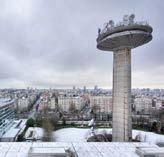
<box><xmin>83</xmin><ymin>86</ymin><xmax>86</xmax><ymax>92</ymax></box>
<box><xmin>0</xmin><ymin>98</ymin><xmax>15</xmax><ymax>138</ymax></box>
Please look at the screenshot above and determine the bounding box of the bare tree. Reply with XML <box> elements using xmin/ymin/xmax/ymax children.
<box><xmin>42</xmin><ymin>114</ymin><xmax>54</xmax><ymax>141</ymax></box>
<box><xmin>69</xmin><ymin>101</ymin><xmax>76</xmax><ymax>113</ymax></box>
<box><xmin>91</xmin><ymin>104</ymin><xmax>100</xmax><ymax>119</ymax></box>
<box><xmin>35</xmin><ymin>108</ymin><xmax>59</xmax><ymax>141</ymax></box>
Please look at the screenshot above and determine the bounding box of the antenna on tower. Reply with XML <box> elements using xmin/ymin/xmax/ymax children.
<box><xmin>103</xmin><ymin>22</ymin><xmax>109</xmax><ymax>29</ymax></box>
<box><xmin>129</xmin><ymin>14</ymin><xmax>135</xmax><ymax>24</ymax></box>
<box><xmin>109</xmin><ymin>20</ymin><xmax>114</xmax><ymax>27</ymax></box>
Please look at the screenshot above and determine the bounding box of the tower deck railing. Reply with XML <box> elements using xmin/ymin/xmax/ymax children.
<box><xmin>100</xmin><ymin>21</ymin><xmax>149</xmax><ymax>34</ymax></box>
<box><xmin>97</xmin><ymin>21</ymin><xmax>151</xmax><ymax>42</ymax></box>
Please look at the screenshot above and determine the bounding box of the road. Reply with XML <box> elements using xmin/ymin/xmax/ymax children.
<box><xmin>28</xmin><ymin>98</ymin><xmax>40</xmax><ymax>119</ymax></box>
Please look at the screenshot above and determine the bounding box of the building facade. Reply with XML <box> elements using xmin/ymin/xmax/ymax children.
<box><xmin>89</xmin><ymin>96</ymin><xmax>112</xmax><ymax>114</ymax></box>
<box><xmin>0</xmin><ymin>98</ymin><xmax>15</xmax><ymax>138</ymax></box>
<box><xmin>134</xmin><ymin>97</ymin><xmax>152</xmax><ymax>114</ymax></box>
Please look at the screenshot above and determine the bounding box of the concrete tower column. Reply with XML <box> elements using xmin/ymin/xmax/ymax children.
<box><xmin>112</xmin><ymin>48</ymin><xmax>132</xmax><ymax>142</ymax></box>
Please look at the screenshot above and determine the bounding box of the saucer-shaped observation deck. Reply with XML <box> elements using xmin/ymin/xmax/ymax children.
<box><xmin>97</xmin><ymin>15</ymin><xmax>153</xmax><ymax>51</ymax></box>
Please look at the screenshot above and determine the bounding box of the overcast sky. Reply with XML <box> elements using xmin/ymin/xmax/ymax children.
<box><xmin>0</xmin><ymin>0</ymin><xmax>163</xmax><ymax>89</ymax></box>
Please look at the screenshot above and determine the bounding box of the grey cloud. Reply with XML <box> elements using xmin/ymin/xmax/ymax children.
<box><xmin>0</xmin><ymin>0</ymin><xmax>163</xmax><ymax>88</ymax></box>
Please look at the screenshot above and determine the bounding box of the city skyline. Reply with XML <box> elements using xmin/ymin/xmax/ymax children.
<box><xmin>0</xmin><ymin>0</ymin><xmax>163</xmax><ymax>88</ymax></box>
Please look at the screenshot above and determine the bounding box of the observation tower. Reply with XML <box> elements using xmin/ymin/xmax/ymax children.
<box><xmin>96</xmin><ymin>15</ymin><xmax>153</xmax><ymax>142</ymax></box>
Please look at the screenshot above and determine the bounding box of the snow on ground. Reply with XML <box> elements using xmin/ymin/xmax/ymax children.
<box><xmin>54</xmin><ymin>128</ymin><xmax>113</xmax><ymax>142</ymax></box>
<box><xmin>54</xmin><ymin>128</ymin><xmax>89</xmax><ymax>142</ymax></box>
<box><xmin>25</xmin><ymin>127</ymin><xmax>164</xmax><ymax>144</ymax></box>
<box><xmin>54</xmin><ymin>128</ymin><xmax>164</xmax><ymax>144</ymax></box>
<box><xmin>133</xmin><ymin>130</ymin><xmax>164</xmax><ymax>144</ymax></box>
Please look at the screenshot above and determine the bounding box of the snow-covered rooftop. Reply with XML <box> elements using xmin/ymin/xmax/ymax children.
<box><xmin>25</xmin><ymin>127</ymin><xmax>43</xmax><ymax>140</ymax></box>
<box><xmin>54</xmin><ymin>128</ymin><xmax>164</xmax><ymax>144</ymax></box>
<box><xmin>0</xmin><ymin>98</ymin><xmax>15</xmax><ymax>107</ymax></box>
<box><xmin>0</xmin><ymin>142</ymin><xmax>159</xmax><ymax>157</ymax></box>
<box><xmin>1</xmin><ymin>128</ymin><xmax>164</xmax><ymax>156</ymax></box>
<box><xmin>23</xmin><ymin>127</ymin><xmax>164</xmax><ymax>144</ymax></box>
<box><xmin>1</xmin><ymin>119</ymin><xmax>27</xmax><ymax>141</ymax></box>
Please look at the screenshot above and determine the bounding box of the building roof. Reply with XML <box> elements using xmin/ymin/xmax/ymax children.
<box><xmin>1</xmin><ymin>120</ymin><xmax>27</xmax><ymax>140</ymax></box>
<box><xmin>0</xmin><ymin>98</ymin><xmax>15</xmax><ymax>107</ymax></box>
<box><xmin>0</xmin><ymin>142</ymin><xmax>159</xmax><ymax>157</ymax></box>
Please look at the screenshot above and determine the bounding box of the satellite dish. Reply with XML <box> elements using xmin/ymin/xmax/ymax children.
<box><xmin>130</xmin><ymin>14</ymin><xmax>135</xmax><ymax>19</ymax></box>
<box><xmin>123</xmin><ymin>15</ymin><xmax>129</xmax><ymax>22</ymax></box>
<box><xmin>109</xmin><ymin>20</ymin><xmax>114</xmax><ymax>27</ymax></box>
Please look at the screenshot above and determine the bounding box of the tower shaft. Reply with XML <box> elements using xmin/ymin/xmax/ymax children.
<box><xmin>112</xmin><ymin>48</ymin><xmax>132</xmax><ymax>142</ymax></box>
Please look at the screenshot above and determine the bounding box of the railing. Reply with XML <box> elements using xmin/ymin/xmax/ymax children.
<box><xmin>98</xmin><ymin>21</ymin><xmax>149</xmax><ymax>36</ymax></box>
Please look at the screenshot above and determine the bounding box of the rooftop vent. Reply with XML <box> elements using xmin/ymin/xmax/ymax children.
<box><xmin>28</xmin><ymin>147</ymin><xmax>67</xmax><ymax>157</ymax></box>
<box><xmin>136</xmin><ymin>146</ymin><xmax>164</xmax><ymax>157</ymax></box>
